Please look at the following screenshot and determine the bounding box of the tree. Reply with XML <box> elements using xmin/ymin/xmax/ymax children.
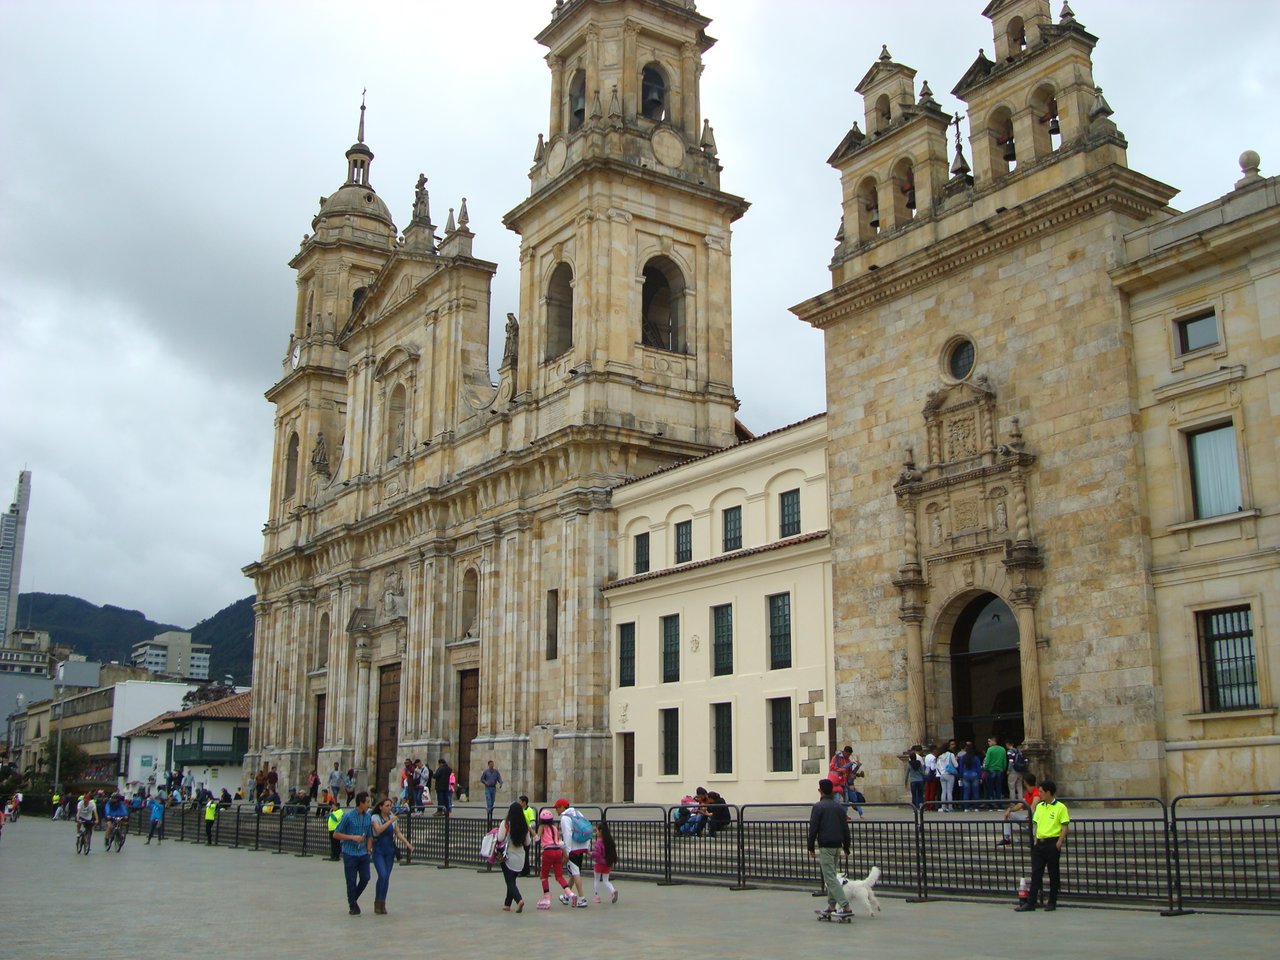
<box><xmin>181</xmin><ymin>681</ymin><xmax>237</xmax><ymax>709</ymax></box>
<box><xmin>38</xmin><ymin>739</ymin><xmax>90</xmax><ymax>792</ymax></box>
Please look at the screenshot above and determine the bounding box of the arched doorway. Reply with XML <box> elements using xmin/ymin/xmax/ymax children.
<box><xmin>951</xmin><ymin>593</ymin><xmax>1023</xmax><ymax>745</ymax></box>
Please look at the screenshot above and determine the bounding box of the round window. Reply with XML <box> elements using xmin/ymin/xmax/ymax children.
<box><xmin>947</xmin><ymin>338</ymin><xmax>975</xmax><ymax>380</ymax></box>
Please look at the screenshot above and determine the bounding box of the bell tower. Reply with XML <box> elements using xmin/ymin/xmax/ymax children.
<box><xmin>503</xmin><ymin>0</ymin><xmax>747</xmax><ymax>453</ymax></box>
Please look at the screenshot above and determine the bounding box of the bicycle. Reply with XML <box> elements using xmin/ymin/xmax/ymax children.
<box><xmin>105</xmin><ymin>817</ymin><xmax>127</xmax><ymax>852</ymax></box>
<box><xmin>76</xmin><ymin>820</ymin><xmax>94</xmax><ymax>854</ymax></box>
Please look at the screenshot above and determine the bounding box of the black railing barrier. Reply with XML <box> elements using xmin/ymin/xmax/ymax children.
<box><xmin>109</xmin><ymin>795</ymin><xmax>1280</xmax><ymax>913</ymax></box>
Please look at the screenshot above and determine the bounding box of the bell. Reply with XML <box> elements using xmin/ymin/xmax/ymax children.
<box><xmin>644</xmin><ymin>91</ymin><xmax>665</xmax><ymax>120</ymax></box>
<box><xmin>869</xmin><ymin>210</ymin><xmax>880</xmax><ymax>230</ymax></box>
<box><xmin>1048</xmin><ymin>116</ymin><xmax>1060</xmax><ymax>136</ymax></box>
<box><xmin>1003</xmin><ymin>137</ymin><xmax>1017</xmax><ymax>163</ymax></box>
<box><xmin>906</xmin><ymin>188</ymin><xmax>916</xmax><ymax>211</ymax></box>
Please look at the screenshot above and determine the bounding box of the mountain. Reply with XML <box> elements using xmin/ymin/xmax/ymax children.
<box><xmin>15</xmin><ymin>592</ymin><xmax>255</xmax><ymax>683</ymax></box>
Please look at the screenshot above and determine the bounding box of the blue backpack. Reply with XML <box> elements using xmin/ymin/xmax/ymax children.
<box><xmin>566</xmin><ymin>809</ymin><xmax>594</xmax><ymax>845</ymax></box>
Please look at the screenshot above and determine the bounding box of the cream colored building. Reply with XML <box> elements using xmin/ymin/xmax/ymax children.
<box><xmin>605</xmin><ymin>415</ymin><xmax>833</xmax><ymax>803</ymax></box>
<box><xmin>246</xmin><ymin>0</ymin><xmax>746</xmax><ymax>801</ymax></box>
<box><xmin>793</xmin><ymin>0</ymin><xmax>1278</xmax><ymax>800</ymax></box>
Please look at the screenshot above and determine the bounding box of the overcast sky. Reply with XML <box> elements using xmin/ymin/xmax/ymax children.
<box><xmin>2</xmin><ymin>1</ymin><xmax>1277</xmax><ymax>628</ymax></box>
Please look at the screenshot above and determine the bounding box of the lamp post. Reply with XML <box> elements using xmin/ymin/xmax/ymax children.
<box><xmin>52</xmin><ymin>661</ymin><xmax>65</xmax><ymax>794</ymax></box>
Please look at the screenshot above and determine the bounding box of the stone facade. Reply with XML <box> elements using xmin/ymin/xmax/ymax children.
<box><xmin>793</xmin><ymin>0</ymin><xmax>1278</xmax><ymax>801</ymax></box>
<box><xmin>605</xmin><ymin>415</ymin><xmax>834</xmax><ymax>803</ymax></box>
<box><xmin>245</xmin><ymin>0</ymin><xmax>746</xmax><ymax>802</ymax></box>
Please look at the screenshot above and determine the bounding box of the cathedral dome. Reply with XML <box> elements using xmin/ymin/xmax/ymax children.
<box><xmin>315</xmin><ymin>181</ymin><xmax>395</xmax><ymax>231</ymax></box>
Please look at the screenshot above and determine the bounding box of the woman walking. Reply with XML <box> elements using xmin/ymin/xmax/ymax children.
<box><xmin>935</xmin><ymin>741</ymin><xmax>958</xmax><ymax>813</ymax></box>
<box><xmin>536</xmin><ymin>808</ymin><xmax>573</xmax><ymax>909</ymax></box>
<box><xmin>497</xmin><ymin>800</ymin><xmax>531</xmax><ymax>912</ymax></box>
<box><xmin>370</xmin><ymin>796</ymin><xmax>413</xmax><ymax>915</ymax></box>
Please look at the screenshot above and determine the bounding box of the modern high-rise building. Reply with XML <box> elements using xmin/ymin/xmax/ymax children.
<box><xmin>0</xmin><ymin>471</ymin><xmax>31</xmax><ymax>642</ymax></box>
<box><xmin>131</xmin><ymin>631</ymin><xmax>212</xmax><ymax>681</ymax></box>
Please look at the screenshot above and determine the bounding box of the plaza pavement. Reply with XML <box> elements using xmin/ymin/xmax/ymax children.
<box><xmin>1</xmin><ymin>818</ymin><xmax>1274</xmax><ymax>960</ymax></box>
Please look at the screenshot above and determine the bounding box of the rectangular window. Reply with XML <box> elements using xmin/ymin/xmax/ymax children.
<box><xmin>662</xmin><ymin>614</ymin><xmax>680</xmax><ymax>683</ymax></box>
<box><xmin>712</xmin><ymin>702</ymin><xmax>733</xmax><ymax>774</ymax></box>
<box><xmin>769</xmin><ymin>697</ymin><xmax>793</xmax><ymax>772</ymax></box>
<box><xmin>675</xmin><ymin>520</ymin><xmax>692</xmax><ymax>564</ymax></box>
<box><xmin>618</xmin><ymin>622</ymin><xmax>635</xmax><ymax>688</ymax></box>
<box><xmin>1187</xmin><ymin>423</ymin><xmax>1242</xmax><ymax>518</ymax></box>
<box><xmin>660</xmin><ymin>708</ymin><xmax>679</xmax><ymax>776</ymax></box>
<box><xmin>712</xmin><ymin>604</ymin><xmax>733</xmax><ymax>676</ymax></box>
<box><xmin>768</xmin><ymin>593</ymin><xmax>792</xmax><ymax>670</ymax></box>
<box><xmin>545</xmin><ymin>589</ymin><xmax>559</xmax><ymax>660</ymax></box>
<box><xmin>1198</xmin><ymin>606</ymin><xmax>1258</xmax><ymax>711</ymax></box>
<box><xmin>722</xmin><ymin>506</ymin><xmax>742</xmax><ymax>552</ymax></box>
<box><xmin>634</xmin><ymin>532</ymin><xmax>650</xmax><ymax>575</ymax></box>
<box><xmin>779</xmin><ymin>488</ymin><xmax>801</xmax><ymax>537</ymax></box>
<box><xmin>1177</xmin><ymin>310</ymin><xmax>1218</xmax><ymax>354</ymax></box>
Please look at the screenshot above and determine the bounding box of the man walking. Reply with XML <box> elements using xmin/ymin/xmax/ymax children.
<box><xmin>480</xmin><ymin>760</ymin><xmax>504</xmax><ymax>818</ymax></box>
<box><xmin>334</xmin><ymin>791</ymin><xmax>374</xmax><ymax>915</ymax></box>
<box><xmin>433</xmin><ymin>758</ymin><xmax>453</xmax><ymax>817</ymax></box>
<box><xmin>808</xmin><ymin>778</ymin><xmax>852</xmax><ymax>920</ymax></box>
<box><xmin>1016</xmin><ymin>778</ymin><xmax>1069</xmax><ymax>912</ymax></box>
<box><xmin>556</xmin><ymin>797</ymin><xmax>591</xmax><ymax>907</ymax></box>
<box><xmin>328</xmin><ymin>762</ymin><xmax>343</xmax><ymax>802</ymax></box>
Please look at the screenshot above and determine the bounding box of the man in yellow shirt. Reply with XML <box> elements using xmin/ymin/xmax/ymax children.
<box><xmin>1016</xmin><ymin>778</ymin><xmax>1069</xmax><ymax>912</ymax></box>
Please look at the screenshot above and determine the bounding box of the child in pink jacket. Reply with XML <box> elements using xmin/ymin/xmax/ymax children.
<box><xmin>591</xmin><ymin>821</ymin><xmax>619</xmax><ymax>903</ymax></box>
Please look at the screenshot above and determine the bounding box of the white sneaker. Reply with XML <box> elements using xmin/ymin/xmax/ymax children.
<box><xmin>575</xmin><ymin>899</ymin><xmax>588</xmax><ymax>908</ymax></box>
<box><xmin>559</xmin><ymin>893</ymin><xmax>572</xmax><ymax>905</ymax></box>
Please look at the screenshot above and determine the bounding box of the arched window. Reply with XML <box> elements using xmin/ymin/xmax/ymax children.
<box><xmin>892</xmin><ymin>158</ymin><xmax>916</xmax><ymax>226</ymax></box>
<box><xmin>315</xmin><ymin>612</ymin><xmax>330</xmax><ymax>671</ymax></box>
<box><xmin>283</xmin><ymin>432</ymin><xmax>300</xmax><ymax>499</ymax></box>
<box><xmin>546</xmin><ymin>262</ymin><xmax>574</xmax><ymax>359</ymax></box>
<box><xmin>951</xmin><ymin>593</ymin><xmax>1023</xmax><ymax>744</ymax></box>
<box><xmin>640</xmin><ymin>256</ymin><xmax>686</xmax><ymax>353</ymax></box>
<box><xmin>641</xmin><ymin>64</ymin><xmax>668</xmax><ymax>122</ymax></box>
<box><xmin>1030</xmin><ymin>84</ymin><xmax>1061</xmax><ymax>157</ymax></box>
<box><xmin>1006</xmin><ymin>17</ymin><xmax>1027</xmax><ymax>59</ymax></box>
<box><xmin>460</xmin><ymin>567</ymin><xmax>479</xmax><ymax>638</ymax></box>
<box><xmin>568</xmin><ymin>69</ymin><xmax>587</xmax><ymax>133</ymax></box>
<box><xmin>857</xmin><ymin>176</ymin><xmax>880</xmax><ymax>241</ymax></box>
<box><xmin>988</xmin><ymin>107</ymin><xmax>1016</xmax><ymax>178</ymax></box>
<box><xmin>352</xmin><ymin>286</ymin><xmax>367</xmax><ymax>312</ymax></box>
<box><xmin>874</xmin><ymin>94</ymin><xmax>892</xmax><ymax>133</ymax></box>
<box><xmin>386</xmin><ymin>384</ymin><xmax>407</xmax><ymax>461</ymax></box>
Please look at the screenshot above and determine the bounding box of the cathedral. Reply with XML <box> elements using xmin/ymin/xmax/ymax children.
<box><xmin>247</xmin><ymin>0</ymin><xmax>1278</xmax><ymax>804</ymax></box>
<box><xmin>244</xmin><ymin>0</ymin><xmax>746</xmax><ymax>799</ymax></box>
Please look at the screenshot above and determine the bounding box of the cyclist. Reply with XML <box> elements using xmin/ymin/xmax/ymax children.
<box><xmin>75</xmin><ymin>792</ymin><xmax>100</xmax><ymax>852</ymax></box>
<box><xmin>103</xmin><ymin>793</ymin><xmax>129</xmax><ymax>849</ymax></box>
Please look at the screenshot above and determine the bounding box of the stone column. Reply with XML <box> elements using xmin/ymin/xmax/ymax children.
<box><xmin>1011</xmin><ymin>593</ymin><xmax>1044</xmax><ymax>744</ymax></box>
<box><xmin>548</xmin><ymin>55</ymin><xmax>564</xmax><ymax>138</ymax></box>
<box><xmin>354</xmin><ymin>639</ymin><xmax>372</xmax><ymax>780</ymax></box>
<box><xmin>622</xmin><ymin>24</ymin><xmax>639</xmax><ymax>118</ymax></box>
<box><xmin>903</xmin><ymin>612</ymin><xmax>926</xmax><ymax>741</ymax></box>
<box><xmin>680</xmin><ymin>42</ymin><xmax>698</xmax><ymax>134</ymax></box>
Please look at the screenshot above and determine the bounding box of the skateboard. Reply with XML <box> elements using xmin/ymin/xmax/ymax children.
<box><xmin>815</xmin><ymin>910</ymin><xmax>853</xmax><ymax>923</ymax></box>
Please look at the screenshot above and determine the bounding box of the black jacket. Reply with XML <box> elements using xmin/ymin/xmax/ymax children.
<box><xmin>808</xmin><ymin>795</ymin><xmax>850</xmax><ymax>852</ymax></box>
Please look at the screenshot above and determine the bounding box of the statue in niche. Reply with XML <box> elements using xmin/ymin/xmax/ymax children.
<box><xmin>310</xmin><ymin>431</ymin><xmax>330</xmax><ymax>478</ymax></box>
<box><xmin>382</xmin><ymin>568</ymin><xmax>406</xmax><ymax>619</ymax></box>
<box><xmin>501</xmin><ymin>312</ymin><xmax>519</xmax><ymax>368</ymax></box>
<box><xmin>930</xmin><ymin>512</ymin><xmax>944</xmax><ymax>547</ymax></box>
<box><xmin>995</xmin><ymin>499</ymin><xmax>1008</xmax><ymax>531</ymax></box>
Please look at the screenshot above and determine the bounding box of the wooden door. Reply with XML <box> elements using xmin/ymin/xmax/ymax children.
<box><xmin>376</xmin><ymin>665</ymin><xmax>401</xmax><ymax>796</ymax></box>
<box><xmin>314</xmin><ymin>693</ymin><xmax>326</xmax><ymax>769</ymax></box>
<box><xmin>621</xmin><ymin>733</ymin><xmax>635</xmax><ymax>803</ymax></box>
<box><xmin>457</xmin><ymin>669</ymin><xmax>479</xmax><ymax>797</ymax></box>
<box><xmin>534</xmin><ymin>749</ymin><xmax>548</xmax><ymax>804</ymax></box>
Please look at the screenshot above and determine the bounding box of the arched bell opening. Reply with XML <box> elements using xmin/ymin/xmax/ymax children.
<box><xmin>1030</xmin><ymin>83</ymin><xmax>1061</xmax><ymax>157</ymax></box>
<box><xmin>568</xmin><ymin>69</ymin><xmax>587</xmax><ymax>133</ymax></box>
<box><xmin>892</xmin><ymin>157</ymin><xmax>917</xmax><ymax>226</ymax></box>
<box><xmin>640</xmin><ymin>255</ymin><xmax>686</xmax><ymax>353</ymax></box>
<box><xmin>641</xmin><ymin>63</ymin><xmax>668</xmax><ymax>122</ymax></box>
<box><xmin>545</xmin><ymin>262</ymin><xmax>574</xmax><ymax>359</ymax></box>
<box><xmin>988</xmin><ymin>106</ymin><xmax>1017</xmax><ymax>178</ymax></box>
<box><xmin>857</xmin><ymin>176</ymin><xmax>880</xmax><ymax>241</ymax></box>
<box><xmin>283</xmin><ymin>432</ymin><xmax>300</xmax><ymax>500</ymax></box>
<box><xmin>949</xmin><ymin>592</ymin><xmax>1024</xmax><ymax>745</ymax></box>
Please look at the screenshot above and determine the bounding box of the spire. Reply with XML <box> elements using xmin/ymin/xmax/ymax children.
<box><xmin>950</xmin><ymin>112</ymin><xmax>972</xmax><ymax>179</ymax></box>
<box><xmin>1089</xmin><ymin>86</ymin><xmax>1114</xmax><ymax>121</ymax></box>
<box><xmin>879</xmin><ymin>44</ymin><xmax>892</xmax><ymax>62</ymax></box>
<box><xmin>534</xmin><ymin>133</ymin><xmax>546</xmax><ymax>162</ymax></box>
<box><xmin>458</xmin><ymin>197</ymin><xmax>470</xmax><ymax>229</ymax></box>
<box><xmin>700</xmin><ymin>119</ymin><xmax>718</xmax><ymax>156</ymax></box>
<box><xmin>609</xmin><ymin>85</ymin><xmax>622</xmax><ymax>120</ymax></box>
<box><xmin>445</xmin><ymin>207</ymin><xmax>456</xmax><ymax>234</ymax></box>
<box><xmin>345</xmin><ymin>90</ymin><xmax>375</xmax><ymax>187</ymax></box>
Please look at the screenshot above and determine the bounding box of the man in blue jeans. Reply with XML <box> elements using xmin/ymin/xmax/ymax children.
<box><xmin>334</xmin><ymin>791</ymin><xmax>373</xmax><ymax>915</ymax></box>
<box><xmin>480</xmin><ymin>760</ymin><xmax>504</xmax><ymax>818</ymax></box>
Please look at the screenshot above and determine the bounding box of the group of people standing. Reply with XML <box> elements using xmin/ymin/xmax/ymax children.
<box><xmin>906</xmin><ymin>736</ymin><xmax>1031</xmax><ymax>812</ymax></box>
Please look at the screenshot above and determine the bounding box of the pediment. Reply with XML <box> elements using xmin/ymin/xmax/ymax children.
<box><xmin>339</xmin><ymin>253</ymin><xmax>441</xmax><ymax>342</ymax></box>
<box><xmin>374</xmin><ymin>343</ymin><xmax>421</xmax><ymax>381</ymax></box>
<box><xmin>920</xmin><ymin>375</ymin><xmax>998</xmax><ymax>469</ymax></box>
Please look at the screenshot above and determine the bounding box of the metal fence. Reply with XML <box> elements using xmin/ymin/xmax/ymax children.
<box><xmin>122</xmin><ymin>792</ymin><xmax>1279</xmax><ymax>913</ymax></box>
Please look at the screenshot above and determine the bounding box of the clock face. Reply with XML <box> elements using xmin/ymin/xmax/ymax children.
<box><xmin>290</xmin><ymin>343</ymin><xmax>302</xmax><ymax>369</ymax></box>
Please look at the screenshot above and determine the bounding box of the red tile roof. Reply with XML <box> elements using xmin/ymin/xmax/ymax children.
<box><xmin>120</xmin><ymin>712</ymin><xmax>180</xmax><ymax>739</ymax></box>
<box><xmin>169</xmin><ymin>691</ymin><xmax>252</xmax><ymax>722</ymax></box>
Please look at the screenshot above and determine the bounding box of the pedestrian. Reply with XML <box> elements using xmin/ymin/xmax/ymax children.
<box><xmin>935</xmin><ymin>740</ymin><xmax>958</xmax><ymax>813</ymax></box>
<box><xmin>997</xmin><ymin>773</ymin><xmax>1040</xmax><ymax>847</ymax></box>
<box><xmin>535</xmin><ymin>808</ymin><xmax>573</xmax><ymax>910</ymax></box>
<box><xmin>204</xmin><ymin>794</ymin><xmax>218</xmax><ymax>844</ymax></box>
<box><xmin>905</xmin><ymin>745</ymin><xmax>926</xmax><ymax>808</ymax></box>
<box><xmin>480</xmin><ymin>760</ymin><xmax>504</xmax><ymax>818</ymax></box>
<box><xmin>344</xmin><ymin>768</ymin><xmax>356</xmax><ymax>806</ymax></box>
<box><xmin>982</xmin><ymin>736</ymin><xmax>1008</xmax><ymax>808</ymax></box>
<box><xmin>334</xmin><ymin>791</ymin><xmax>374</xmax><ymax>915</ymax></box>
<box><xmin>1016</xmin><ymin>778</ymin><xmax>1069</xmax><ymax>912</ymax></box>
<box><xmin>1007</xmin><ymin>738</ymin><xmax>1030</xmax><ymax>801</ymax></box>
<box><xmin>328</xmin><ymin>762</ymin><xmax>343</xmax><ymax>801</ymax></box>
<box><xmin>591</xmin><ymin>821</ymin><xmax>619</xmax><ymax>903</ymax></box>
<box><xmin>923</xmin><ymin>743</ymin><xmax>940</xmax><ymax>809</ymax></box>
<box><xmin>496</xmin><ymin>800</ymin><xmax>531</xmax><ymax>912</ymax></box>
<box><xmin>145</xmin><ymin>793</ymin><xmax>165</xmax><ymax>844</ymax></box>
<box><xmin>433</xmin><ymin>758</ymin><xmax>453</xmax><ymax>817</ymax></box>
<box><xmin>308</xmin><ymin>769</ymin><xmax>320</xmax><ymax>802</ymax></box>
<box><xmin>370</xmin><ymin>796</ymin><xmax>413</xmax><ymax>915</ymax></box>
<box><xmin>556</xmin><ymin>797</ymin><xmax>591</xmax><ymax>907</ymax></box>
<box><xmin>958</xmin><ymin>740</ymin><xmax>983</xmax><ymax>811</ymax></box>
<box><xmin>327</xmin><ymin>800</ymin><xmax>345</xmax><ymax>860</ymax></box>
<box><xmin>808</xmin><ymin>778</ymin><xmax>852</xmax><ymax>920</ymax></box>
<box><xmin>518</xmin><ymin>795</ymin><xmax>535</xmax><ymax>876</ymax></box>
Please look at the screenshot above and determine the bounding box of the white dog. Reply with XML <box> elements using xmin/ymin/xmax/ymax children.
<box><xmin>836</xmin><ymin>866</ymin><xmax>883</xmax><ymax>917</ymax></box>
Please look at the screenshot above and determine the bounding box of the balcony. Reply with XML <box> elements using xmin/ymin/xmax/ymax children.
<box><xmin>173</xmin><ymin>743</ymin><xmax>246</xmax><ymax>767</ymax></box>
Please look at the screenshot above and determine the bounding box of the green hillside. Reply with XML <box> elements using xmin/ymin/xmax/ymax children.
<box><xmin>15</xmin><ymin>592</ymin><xmax>255</xmax><ymax>683</ymax></box>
